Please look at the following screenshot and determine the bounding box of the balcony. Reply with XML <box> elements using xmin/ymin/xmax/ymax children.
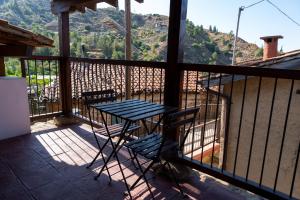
<box><xmin>1</xmin><ymin>1</ymin><xmax>300</xmax><ymax>199</ymax></box>
<box><xmin>0</xmin><ymin>121</ymin><xmax>260</xmax><ymax>200</ymax></box>
<box><xmin>6</xmin><ymin>55</ymin><xmax>297</xmax><ymax>200</ymax></box>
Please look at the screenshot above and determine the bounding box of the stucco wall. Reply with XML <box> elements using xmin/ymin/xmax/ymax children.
<box><xmin>222</xmin><ymin>77</ymin><xmax>300</xmax><ymax>198</ymax></box>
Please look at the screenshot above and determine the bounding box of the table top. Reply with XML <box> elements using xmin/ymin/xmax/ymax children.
<box><xmin>92</xmin><ymin>99</ymin><xmax>176</xmax><ymax>122</ymax></box>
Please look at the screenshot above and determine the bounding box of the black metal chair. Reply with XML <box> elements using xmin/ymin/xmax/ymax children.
<box><xmin>82</xmin><ymin>90</ymin><xmax>140</xmax><ymax>181</ymax></box>
<box><xmin>124</xmin><ymin>107</ymin><xmax>199</xmax><ymax>199</ymax></box>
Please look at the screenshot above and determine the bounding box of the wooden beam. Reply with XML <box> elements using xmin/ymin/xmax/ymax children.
<box><xmin>164</xmin><ymin>0</ymin><xmax>188</xmax><ymax>140</ymax></box>
<box><xmin>0</xmin><ymin>57</ymin><xmax>5</xmax><ymax>76</ymax></box>
<box><xmin>58</xmin><ymin>12</ymin><xmax>72</xmax><ymax>116</ymax></box>
<box><xmin>0</xmin><ymin>45</ymin><xmax>33</xmax><ymax>57</ymax></box>
<box><xmin>51</xmin><ymin>0</ymin><xmax>118</xmax><ymax>14</ymax></box>
<box><xmin>0</xmin><ymin>21</ymin><xmax>53</xmax><ymax>47</ymax></box>
<box><xmin>125</xmin><ymin>0</ymin><xmax>132</xmax><ymax>99</ymax></box>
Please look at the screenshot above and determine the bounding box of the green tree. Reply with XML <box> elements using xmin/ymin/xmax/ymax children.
<box><xmin>255</xmin><ymin>47</ymin><xmax>263</xmax><ymax>57</ymax></box>
<box><xmin>97</xmin><ymin>35</ymin><xmax>114</xmax><ymax>59</ymax></box>
<box><xmin>209</xmin><ymin>52</ymin><xmax>218</xmax><ymax>64</ymax></box>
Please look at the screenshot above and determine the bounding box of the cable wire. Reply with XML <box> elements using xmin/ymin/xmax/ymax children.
<box><xmin>266</xmin><ymin>0</ymin><xmax>300</xmax><ymax>27</ymax></box>
<box><xmin>244</xmin><ymin>0</ymin><xmax>265</xmax><ymax>9</ymax></box>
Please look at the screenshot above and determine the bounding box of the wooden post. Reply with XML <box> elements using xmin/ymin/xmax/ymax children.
<box><xmin>0</xmin><ymin>57</ymin><xmax>5</xmax><ymax>76</ymax></box>
<box><xmin>164</xmin><ymin>0</ymin><xmax>188</xmax><ymax>140</ymax></box>
<box><xmin>20</xmin><ymin>59</ymin><xmax>26</xmax><ymax>78</ymax></box>
<box><xmin>58</xmin><ymin>12</ymin><xmax>72</xmax><ymax>116</ymax></box>
<box><xmin>125</xmin><ymin>0</ymin><xmax>132</xmax><ymax>99</ymax></box>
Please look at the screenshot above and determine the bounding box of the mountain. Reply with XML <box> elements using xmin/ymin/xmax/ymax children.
<box><xmin>0</xmin><ymin>0</ymin><xmax>261</xmax><ymax>64</ymax></box>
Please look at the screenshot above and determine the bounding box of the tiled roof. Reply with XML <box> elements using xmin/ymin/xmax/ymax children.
<box><xmin>238</xmin><ymin>49</ymin><xmax>300</xmax><ymax>69</ymax></box>
<box><xmin>41</xmin><ymin>63</ymin><xmax>199</xmax><ymax>102</ymax></box>
<box><xmin>199</xmin><ymin>49</ymin><xmax>300</xmax><ymax>88</ymax></box>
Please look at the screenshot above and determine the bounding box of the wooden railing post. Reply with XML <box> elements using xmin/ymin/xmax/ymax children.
<box><xmin>20</xmin><ymin>58</ymin><xmax>26</xmax><ymax>78</ymax></box>
<box><xmin>0</xmin><ymin>57</ymin><xmax>5</xmax><ymax>76</ymax></box>
<box><xmin>58</xmin><ymin>12</ymin><xmax>72</xmax><ymax>116</ymax></box>
<box><xmin>164</xmin><ymin>0</ymin><xmax>188</xmax><ymax>140</ymax></box>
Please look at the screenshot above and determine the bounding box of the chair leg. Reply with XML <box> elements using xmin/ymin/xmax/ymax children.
<box><xmin>114</xmin><ymin>151</ymin><xmax>133</xmax><ymax>200</ymax></box>
<box><xmin>133</xmin><ymin>153</ymin><xmax>155</xmax><ymax>199</ymax></box>
<box><xmin>130</xmin><ymin>160</ymin><xmax>154</xmax><ymax>190</ymax></box>
<box><xmin>166</xmin><ymin>162</ymin><xmax>187</xmax><ymax>198</ymax></box>
<box><xmin>87</xmin><ymin>138</ymin><xmax>109</xmax><ymax>168</ymax></box>
<box><xmin>86</xmin><ymin>151</ymin><xmax>101</xmax><ymax>169</ymax></box>
<box><xmin>128</xmin><ymin>149</ymin><xmax>139</xmax><ymax>169</ymax></box>
<box><xmin>95</xmin><ymin>121</ymin><xmax>130</xmax><ymax>180</ymax></box>
<box><xmin>87</xmin><ymin>138</ymin><xmax>113</xmax><ymax>182</ymax></box>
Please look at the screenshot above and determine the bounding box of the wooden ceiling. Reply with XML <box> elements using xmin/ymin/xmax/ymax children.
<box><xmin>0</xmin><ymin>20</ymin><xmax>53</xmax><ymax>47</ymax></box>
<box><xmin>51</xmin><ymin>0</ymin><xmax>143</xmax><ymax>14</ymax></box>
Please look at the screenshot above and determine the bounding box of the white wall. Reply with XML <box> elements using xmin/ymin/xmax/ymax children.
<box><xmin>0</xmin><ymin>77</ymin><xmax>30</xmax><ymax>140</ymax></box>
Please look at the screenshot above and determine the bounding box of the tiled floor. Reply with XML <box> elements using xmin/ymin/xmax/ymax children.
<box><xmin>0</xmin><ymin>122</ymin><xmax>261</xmax><ymax>200</ymax></box>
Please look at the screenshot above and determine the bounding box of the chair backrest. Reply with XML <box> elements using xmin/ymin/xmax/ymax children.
<box><xmin>82</xmin><ymin>89</ymin><xmax>116</xmax><ymax>106</ymax></box>
<box><xmin>164</xmin><ymin>107</ymin><xmax>199</xmax><ymax>151</ymax></box>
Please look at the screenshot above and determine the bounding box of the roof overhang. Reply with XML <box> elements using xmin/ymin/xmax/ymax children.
<box><xmin>0</xmin><ymin>20</ymin><xmax>53</xmax><ymax>57</ymax></box>
<box><xmin>51</xmin><ymin>0</ymin><xmax>143</xmax><ymax>15</ymax></box>
<box><xmin>0</xmin><ymin>20</ymin><xmax>53</xmax><ymax>47</ymax></box>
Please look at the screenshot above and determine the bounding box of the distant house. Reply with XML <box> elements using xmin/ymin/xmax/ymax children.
<box><xmin>200</xmin><ymin>35</ymin><xmax>300</xmax><ymax>197</ymax></box>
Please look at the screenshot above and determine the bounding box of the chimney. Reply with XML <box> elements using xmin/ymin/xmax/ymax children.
<box><xmin>260</xmin><ymin>35</ymin><xmax>283</xmax><ymax>60</ymax></box>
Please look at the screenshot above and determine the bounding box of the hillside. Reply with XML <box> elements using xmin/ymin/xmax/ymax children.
<box><xmin>0</xmin><ymin>0</ymin><xmax>261</xmax><ymax>64</ymax></box>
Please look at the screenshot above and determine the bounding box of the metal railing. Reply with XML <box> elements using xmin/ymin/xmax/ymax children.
<box><xmin>20</xmin><ymin>57</ymin><xmax>300</xmax><ymax>199</ymax></box>
<box><xmin>180</xmin><ymin>63</ymin><xmax>300</xmax><ymax>199</ymax></box>
<box><xmin>21</xmin><ymin>56</ymin><xmax>62</xmax><ymax>120</ymax></box>
<box><xmin>69</xmin><ymin>57</ymin><xmax>166</xmax><ymax>126</ymax></box>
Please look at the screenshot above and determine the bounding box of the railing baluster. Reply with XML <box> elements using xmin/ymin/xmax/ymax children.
<box><xmin>222</xmin><ymin>74</ymin><xmax>234</xmax><ymax>172</ymax></box>
<box><xmin>48</xmin><ymin>60</ymin><xmax>54</xmax><ymax>113</ymax></box>
<box><xmin>211</xmin><ymin>73</ymin><xmax>222</xmax><ymax>168</ymax></box>
<box><xmin>233</xmin><ymin>75</ymin><xmax>248</xmax><ymax>176</ymax></box>
<box><xmin>246</xmin><ymin>76</ymin><xmax>262</xmax><ymax>181</ymax></box>
<box><xmin>289</xmin><ymin>142</ymin><xmax>300</xmax><ymax>198</ymax></box>
<box><xmin>190</xmin><ymin>71</ymin><xmax>200</xmax><ymax>160</ymax></box>
<box><xmin>274</xmin><ymin>79</ymin><xmax>295</xmax><ymax>192</ymax></box>
<box><xmin>35</xmin><ymin>59</ymin><xmax>41</xmax><ymax>116</ymax></box>
<box><xmin>201</xmin><ymin>72</ymin><xmax>210</xmax><ymax>164</ymax></box>
<box><xmin>56</xmin><ymin>60</ymin><xmax>60</xmax><ymax>113</ymax></box>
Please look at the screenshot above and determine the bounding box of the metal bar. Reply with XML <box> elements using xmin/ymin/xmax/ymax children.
<box><xmin>48</xmin><ymin>60</ymin><xmax>54</xmax><ymax>113</ymax></box>
<box><xmin>181</xmin><ymin>63</ymin><xmax>300</xmax><ymax>80</ymax></box>
<box><xmin>259</xmin><ymin>78</ymin><xmax>278</xmax><ymax>186</ymax></box>
<box><xmin>289</xmin><ymin>142</ymin><xmax>300</xmax><ymax>198</ymax></box>
<box><xmin>273</xmin><ymin>79</ymin><xmax>295</xmax><ymax>191</ymax></box>
<box><xmin>177</xmin><ymin>157</ymin><xmax>290</xmax><ymax>200</ymax></box>
<box><xmin>201</xmin><ymin>72</ymin><xmax>211</xmax><ymax>163</ymax></box>
<box><xmin>233</xmin><ymin>76</ymin><xmax>248</xmax><ymax>176</ymax></box>
<box><xmin>246</xmin><ymin>76</ymin><xmax>262</xmax><ymax>180</ymax></box>
<box><xmin>211</xmin><ymin>73</ymin><xmax>222</xmax><ymax>167</ymax></box>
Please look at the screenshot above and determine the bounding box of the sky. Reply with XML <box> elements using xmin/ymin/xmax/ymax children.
<box><xmin>99</xmin><ymin>0</ymin><xmax>300</xmax><ymax>52</ymax></box>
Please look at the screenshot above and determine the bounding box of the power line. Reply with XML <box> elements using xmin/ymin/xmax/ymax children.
<box><xmin>232</xmin><ymin>0</ymin><xmax>265</xmax><ymax>65</ymax></box>
<box><xmin>266</xmin><ymin>0</ymin><xmax>300</xmax><ymax>27</ymax></box>
<box><xmin>244</xmin><ymin>0</ymin><xmax>265</xmax><ymax>9</ymax></box>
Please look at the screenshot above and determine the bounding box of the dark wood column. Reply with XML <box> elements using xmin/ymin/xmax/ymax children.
<box><xmin>58</xmin><ymin>11</ymin><xmax>72</xmax><ymax>116</ymax></box>
<box><xmin>165</xmin><ymin>0</ymin><xmax>187</xmax><ymax>107</ymax></box>
<box><xmin>164</xmin><ymin>0</ymin><xmax>188</xmax><ymax>139</ymax></box>
<box><xmin>0</xmin><ymin>57</ymin><xmax>5</xmax><ymax>76</ymax></box>
<box><xmin>125</xmin><ymin>0</ymin><xmax>132</xmax><ymax>99</ymax></box>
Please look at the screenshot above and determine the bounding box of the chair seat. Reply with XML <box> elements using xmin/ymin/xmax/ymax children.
<box><xmin>95</xmin><ymin>123</ymin><xmax>140</xmax><ymax>138</ymax></box>
<box><xmin>125</xmin><ymin>133</ymin><xmax>178</xmax><ymax>159</ymax></box>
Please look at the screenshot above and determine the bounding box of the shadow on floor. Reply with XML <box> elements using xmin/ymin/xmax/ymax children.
<box><xmin>0</xmin><ymin>122</ymin><xmax>260</xmax><ymax>200</ymax></box>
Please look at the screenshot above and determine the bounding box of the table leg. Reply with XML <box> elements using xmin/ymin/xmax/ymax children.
<box><xmin>94</xmin><ymin>120</ymin><xmax>131</xmax><ymax>180</ymax></box>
